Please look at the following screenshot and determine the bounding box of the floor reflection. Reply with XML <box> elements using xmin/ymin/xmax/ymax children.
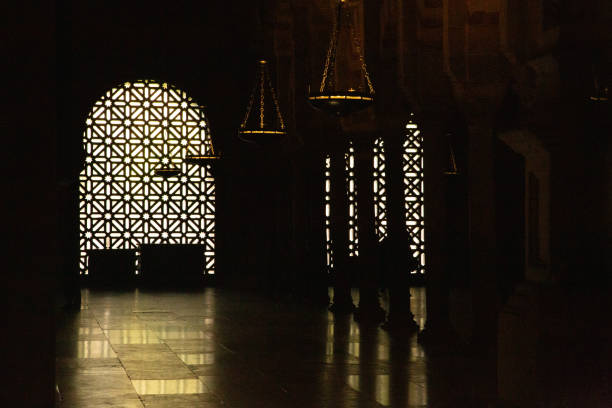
<box><xmin>104</xmin><ymin>329</ymin><xmax>161</xmax><ymax>344</ymax></box>
<box><xmin>130</xmin><ymin>378</ymin><xmax>207</xmax><ymax>395</ymax></box>
<box><xmin>75</xmin><ymin>340</ymin><xmax>116</xmax><ymax>358</ymax></box>
<box><xmin>178</xmin><ymin>353</ymin><xmax>215</xmax><ymax>365</ymax></box>
<box><xmin>58</xmin><ymin>287</ymin><xmax>430</xmax><ymax>407</ymax></box>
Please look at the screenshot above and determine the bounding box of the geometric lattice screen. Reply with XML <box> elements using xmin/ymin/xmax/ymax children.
<box><xmin>323</xmin><ymin>140</ymin><xmax>360</xmax><ymax>271</ymax></box>
<box><xmin>370</xmin><ymin>116</ymin><xmax>426</xmax><ymax>274</ymax></box>
<box><xmin>372</xmin><ymin>137</ymin><xmax>388</xmax><ymax>241</ymax></box>
<box><xmin>345</xmin><ymin>141</ymin><xmax>359</xmax><ymax>257</ymax></box>
<box><xmin>324</xmin><ymin>155</ymin><xmax>333</xmax><ymax>271</ymax></box>
<box><xmin>403</xmin><ymin>115</ymin><xmax>425</xmax><ymax>273</ymax></box>
<box><xmin>79</xmin><ymin>80</ymin><xmax>216</xmax><ymax>275</ymax></box>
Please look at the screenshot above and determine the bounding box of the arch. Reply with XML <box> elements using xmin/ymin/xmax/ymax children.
<box><xmin>79</xmin><ymin>79</ymin><xmax>216</xmax><ymax>275</ymax></box>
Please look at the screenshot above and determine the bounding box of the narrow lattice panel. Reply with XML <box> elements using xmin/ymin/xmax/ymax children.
<box><xmin>79</xmin><ymin>80</ymin><xmax>216</xmax><ymax>275</ymax></box>
<box><xmin>372</xmin><ymin>137</ymin><xmax>388</xmax><ymax>241</ymax></box>
<box><xmin>403</xmin><ymin>117</ymin><xmax>425</xmax><ymax>273</ymax></box>
<box><xmin>324</xmin><ymin>155</ymin><xmax>333</xmax><ymax>271</ymax></box>
<box><xmin>345</xmin><ymin>141</ymin><xmax>359</xmax><ymax>257</ymax></box>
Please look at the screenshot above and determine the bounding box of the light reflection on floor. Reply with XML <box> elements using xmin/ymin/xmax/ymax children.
<box><xmin>76</xmin><ymin>340</ymin><xmax>117</xmax><ymax>358</ymax></box>
<box><xmin>57</xmin><ymin>287</ymin><xmax>429</xmax><ymax>407</ymax></box>
<box><xmin>131</xmin><ymin>378</ymin><xmax>207</xmax><ymax>395</ymax></box>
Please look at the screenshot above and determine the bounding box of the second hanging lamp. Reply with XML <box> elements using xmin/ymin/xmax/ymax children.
<box><xmin>238</xmin><ymin>60</ymin><xmax>287</xmax><ymax>146</ymax></box>
<box><xmin>308</xmin><ymin>0</ymin><xmax>375</xmax><ymax>117</ymax></box>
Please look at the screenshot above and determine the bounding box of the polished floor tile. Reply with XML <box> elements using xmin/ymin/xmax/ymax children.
<box><xmin>55</xmin><ymin>287</ymin><xmax>447</xmax><ymax>408</ymax></box>
<box><xmin>131</xmin><ymin>379</ymin><xmax>208</xmax><ymax>395</ymax></box>
<box><xmin>105</xmin><ymin>329</ymin><xmax>162</xmax><ymax>344</ymax></box>
<box><xmin>139</xmin><ymin>393</ymin><xmax>222</xmax><ymax>408</ymax></box>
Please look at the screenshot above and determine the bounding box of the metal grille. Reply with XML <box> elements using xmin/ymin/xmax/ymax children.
<box><xmin>345</xmin><ymin>141</ymin><xmax>359</xmax><ymax>257</ymax></box>
<box><xmin>372</xmin><ymin>137</ymin><xmax>388</xmax><ymax>241</ymax></box>
<box><xmin>79</xmin><ymin>80</ymin><xmax>216</xmax><ymax>275</ymax></box>
<box><xmin>403</xmin><ymin>117</ymin><xmax>425</xmax><ymax>273</ymax></box>
<box><xmin>324</xmin><ymin>155</ymin><xmax>333</xmax><ymax>271</ymax></box>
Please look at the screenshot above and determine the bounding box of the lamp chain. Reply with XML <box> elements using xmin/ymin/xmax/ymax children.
<box><xmin>266</xmin><ymin>67</ymin><xmax>286</xmax><ymax>130</ymax></box>
<box><xmin>241</xmin><ymin>71</ymin><xmax>258</xmax><ymax>128</ymax></box>
<box><xmin>349</xmin><ymin>24</ymin><xmax>375</xmax><ymax>94</ymax></box>
<box><xmin>320</xmin><ymin>1</ymin><xmax>342</xmax><ymax>92</ymax></box>
<box><xmin>259</xmin><ymin>62</ymin><xmax>265</xmax><ymax>129</ymax></box>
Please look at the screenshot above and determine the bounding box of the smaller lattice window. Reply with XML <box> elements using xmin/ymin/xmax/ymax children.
<box><xmin>324</xmin><ymin>155</ymin><xmax>333</xmax><ymax>271</ymax></box>
<box><xmin>403</xmin><ymin>116</ymin><xmax>425</xmax><ymax>273</ymax></box>
<box><xmin>373</xmin><ymin>137</ymin><xmax>388</xmax><ymax>241</ymax></box>
<box><xmin>345</xmin><ymin>141</ymin><xmax>359</xmax><ymax>257</ymax></box>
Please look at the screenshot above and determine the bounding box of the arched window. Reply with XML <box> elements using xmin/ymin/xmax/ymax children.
<box><xmin>79</xmin><ymin>80</ymin><xmax>216</xmax><ymax>275</ymax></box>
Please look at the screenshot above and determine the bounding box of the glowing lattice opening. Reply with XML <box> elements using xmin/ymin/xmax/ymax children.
<box><xmin>345</xmin><ymin>141</ymin><xmax>359</xmax><ymax>257</ymax></box>
<box><xmin>324</xmin><ymin>155</ymin><xmax>333</xmax><ymax>271</ymax></box>
<box><xmin>79</xmin><ymin>80</ymin><xmax>216</xmax><ymax>275</ymax></box>
<box><xmin>403</xmin><ymin>115</ymin><xmax>425</xmax><ymax>273</ymax></box>
<box><xmin>372</xmin><ymin>137</ymin><xmax>387</xmax><ymax>241</ymax></box>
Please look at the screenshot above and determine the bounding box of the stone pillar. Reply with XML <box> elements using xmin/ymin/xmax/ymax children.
<box><xmin>467</xmin><ymin>118</ymin><xmax>499</xmax><ymax>353</ymax></box>
<box><xmin>417</xmin><ymin>117</ymin><xmax>456</xmax><ymax>344</ymax></box>
<box><xmin>380</xmin><ymin>127</ymin><xmax>418</xmax><ymax>332</ymax></box>
<box><xmin>329</xmin><ymin>139</ymin><xmax>355</xmax><ymax>313</ymax></box>
<box><xmin>606</xmin><ymin>135</ymin><xmax>612</xmax><ymax>280</ymax></box>
<box><xmin>353</xmin><ymin>135</ymin><xmax>386</xmax><ymax>324</ymax></box>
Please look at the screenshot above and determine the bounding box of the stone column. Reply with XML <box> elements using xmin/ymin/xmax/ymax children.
<box><xmin>329</xmin><ymin>139</ymin><xmax>355</xmax><ymax>313</ymax></box>
<box><xmin>353</xmin><ymin>135</ymin><xmax>386</xmax><ymax>324</ymax></box>
<box><xmin>606</xmin><ymin>133</ymin><xmax>612</xmax><ymax>281</ymax></box>
<box><xmin>380</xmin><ymin>126</ymin><xmax>418</xmax><ymax>332</ymax></box>
<box><xmin>417</xmin><ymin>117</ymin><xmax>456</xmax><ymax>344</ymax></box>
<box><xmin>467</xmin><ymin>118</ymin><xmax>499</xmax><ymax>352</ymax></box>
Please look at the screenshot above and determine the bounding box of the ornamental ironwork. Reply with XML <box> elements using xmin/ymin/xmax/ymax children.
<box><xmin>403</xmin><ymin>117</ymin><xmax>425</xmax><ymax>273</ymax></box>
<box><xmin>79</xmin><ymin>80</ymin><xmax>216</xmax><ymax>275</ymax></box>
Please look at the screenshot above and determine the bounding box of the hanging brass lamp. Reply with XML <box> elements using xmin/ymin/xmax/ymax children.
<box><xmin>443</xmin><ymin>135</ymin><xmax>459</xmax><ymax>176</ymax></box>
<box><xmin>153</xmin><ymin>85</ymin><xmax>182</xmax><ymax>179</ymax></box>
<box><xmin>589</xmin><ymin>76</ymin><xmax>609</xmax><ymax>102</ymax></box>
<box><xmin>154</xmin><ymin>140</ymin><xmax>182</xmax><ymax>179</ymax></box>
<box><xmin>154</xmin><ymin>165</ymin><xmax>181</xmax><ymax>178</ymax></box>
<box><xmin>185</xmin><ymin>112</ymin><xmax>221</xmax><ymax>166</ymax></box>
<box><xmin>154</xmin><ymin>155</ymin><xmax>182</xmax><ymax>178</ymax></box>
<box><xmin>308</xmin><ymin>0</ymin><xmax>374</xmax><ymax>117</ymax></box>
<box><xmin>238</xmin><ymin>60</ymin><xmax>287</xmax><ymax>146</ymax></box>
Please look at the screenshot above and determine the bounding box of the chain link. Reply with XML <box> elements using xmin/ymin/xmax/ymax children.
<box><xmin>242</xmin><ymin>61</ymin><xmax>286</xmax><ymax>131</ymax></box>
<box><xmin>266</xmin><ymin>67</ymin><xmax>286</xmax><ymax>130</ymax></box>
<box><xmin>259</xmin><ymin>62</ymin><xmax>265</xmax><ymax>129</ymax></box>
<box><xmin>320</xmin><ymin>2</ymin><xmax>342</xmax><ymax>92</ymax></box>
<box><xmin>241</xmin><ymin>71</ymin><xmax>258</xmax><ymax>128</ymax></box>
<box><xmin>319</xmin><ymin>1</ymin><xmax>374</xmax><ymax>95</ymax></box>
<box><xmin>349</xmin><ymin>24</ymin><xmax>375</xmax><ymax>94</ymax></box>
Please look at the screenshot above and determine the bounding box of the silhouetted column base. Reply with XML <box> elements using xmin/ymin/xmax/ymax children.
<box><xmin>354</xmin><ymin>286</ymin><xmax>386</xmax><ymax>324</ymax></box>
<box><xmin>354</xmin><ymin>304</ymin><xmax>386</xmax><ymax>324</ymax></box>
<box><xmin>417</xmin><ymin>322</ymin><xmax>462</xmax><ymax>349</ymax></box>
<box><xmin>313</xmin><ymin>292</ymin><xmax>332</xmax><ymax>308</ymax></box>
<box><xmin>329</xmin><ymin>291</ymin><xmax>355</xmax><ymax>314</ymax></box>
<box><xmin>381</xmin><ymin>288</ymin><xmax>418</xmax><ymax>332</ymax></box>
<box><xmin>382</xmin><ymin>311</ymin><xmax>419</xmax><ymax>333</ymax></box>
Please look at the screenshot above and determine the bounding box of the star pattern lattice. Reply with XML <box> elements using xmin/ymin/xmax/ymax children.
<box><xmin>79</xmin><ymin>80</ymin><xmax>216</xmax><ymax>275</ymax></box>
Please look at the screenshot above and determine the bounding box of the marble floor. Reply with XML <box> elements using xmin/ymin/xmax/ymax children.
<box><xmin>55</xmin><ymin>287</ymin><xmax>499</xmax><ymax>408</ymax></box>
